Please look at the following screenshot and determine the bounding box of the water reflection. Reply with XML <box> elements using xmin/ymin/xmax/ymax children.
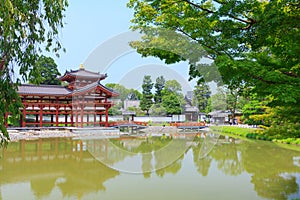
<box><xmin>0</xmin><ymin>134</ymin><xmax>300</xmax><ymax>200</ymax></box>
<box><xmin>0</xmin><ymin>138</ymin><xmax>119</xmax><ymax>199</ymax></box>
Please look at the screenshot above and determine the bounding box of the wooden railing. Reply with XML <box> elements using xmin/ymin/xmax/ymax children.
<box><xmin>108</xmin><ymin>121</ymin><xmax>148</xmax><ymax>127</ymax></box>
<box><xmin>169</xmin><ymin>122</ymin><xmax>206</xmax><ymax>127</ymax></box>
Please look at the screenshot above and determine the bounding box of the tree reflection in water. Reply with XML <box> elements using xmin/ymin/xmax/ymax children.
<box><xmin>0</xmin><ymin>135</ymin><xmax>300</xmax><ymax>199</ymax></box>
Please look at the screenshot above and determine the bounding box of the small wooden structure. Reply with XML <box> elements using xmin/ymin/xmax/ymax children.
<box><xmin>169</xmin><ymin>122</ymin><xmax>206</xmax><ymax>131</ymax></box>
<box><xmin>17</xmin><ymin>65</ymin><xmax>118</xmax><ymax>128</ymax></box>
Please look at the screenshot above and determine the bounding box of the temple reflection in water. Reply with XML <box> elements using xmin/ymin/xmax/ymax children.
<box><xmin>0</xmin><ymin>134</ymin><xmax>300</xmax><ymax>200</ymax></box>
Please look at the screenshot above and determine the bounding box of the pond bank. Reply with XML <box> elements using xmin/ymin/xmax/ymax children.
<box><xmin>210</xmin><ymin>125</ymin><xmax>300</xmax><ymax>151</ymax></box>
<box><xmin>6</xmin><ymin>128</ymin><xmax>121</xmax><ymax>142</ymax></box>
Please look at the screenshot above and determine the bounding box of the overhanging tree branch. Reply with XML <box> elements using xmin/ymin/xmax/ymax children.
<box><xmin>183</xmin><ymin>0</ymin><xmax>256</xmax><ymax>27</ymax></box>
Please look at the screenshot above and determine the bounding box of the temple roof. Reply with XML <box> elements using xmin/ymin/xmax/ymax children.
<box><xmin>59</xmin><ymin>66</ymin><xmax>107</xmax><ymax>82</ymax></box>
<box><xmin>18</xmin><ymin>84</ymin><xmax>72</xmax><ymax>96</ymax></box>
<box><xmin>18</xmin><ymin>82</ymin><xmax>119</xmax><ymax>97</ymax></box>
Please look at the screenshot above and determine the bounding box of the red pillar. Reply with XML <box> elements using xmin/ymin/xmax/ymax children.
<box><xmin>93</xmin><ymin>104</ymin><xmax>96</xmax><ymax>126</ymax></box>
<box><xmin>80</xmin><ymin>105</ymin><xmax>84</xmax><ymax>128</ymax></box>
<box><xmin>70</xmin><ymin>108</ymin><xmax>74</xmax><ymax>127</ymax></box>
<box><xmin>39</xmin><ymin>105</ymin><xmax>43</xmax><ymax>127</ymax></box>
<box><xmin>22</xmin><ymin>108</ymin><xmax>26</xmax><ymax>127</ymax></box>
<box><xmin>4</xmin><ymin>112</ymin><xmax>8</xmax><ymax>128</ymax></box>
<box><xmin>75</xmin><ymin>109</ymin><xmax>78</xmax><ymax>127</ymax></box>
<box><xmin>55</xmin><ymin>106</ymin><xmax>59</xmax><ymax>127</ymax></box>
<box><xmin>105</xmin><ymin>106</ymin><xmax>108</xmax><ymax>127</ymax></box>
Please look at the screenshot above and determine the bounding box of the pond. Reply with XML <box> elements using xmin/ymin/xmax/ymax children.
<box><xmin>0</xmin><ymin>132</ymin><xmax>300</xmax><ymax>200</ymax></box>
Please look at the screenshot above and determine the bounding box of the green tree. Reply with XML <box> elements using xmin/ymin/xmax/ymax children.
<box><xmin>29</xmin><ymin>56</ymin><xmax>61</xmax><ymax>85</ymax></box>
<box><xmin>105</xmin><ymin>83</ymin><xmax>130</xmax><ymax>101</ymax></box>
<box><xmin>161</xmin><ymin>80</ymin><xmax>185</xmax><ymax>115</ymax></box>
<box><xmin>210</xmin><ymin>87</ymin><xmax>227</xmax><ymax>111</ymax></box>
<box><xmin>162</xmin><ymin>92</ymin><xmax>182</xmax><ymax>115</ymax></box>
<box><xmin>154</xmin><ymin>76</ymin><xmax>165</xmax><ymax>104</ymax></box>
<box><xmin>225</xmin><ymin>85</ymin><xmax>247</xmax><ymax>122</ymax></box>
<box><xmin>164</xmin><ymin>80</ymin><xmax>182</xmax><ymax>94</ymax></box>
<box><xmin>192</xmin><ymin>83</ymin><xmax>211</xmax><ymax>113</ymax></box>
<box><xmin>127</xmin><ymin>106</ymin><xmax>145</xmax><ymax>116</ymax></box>
<box><xmin>128</xmin><ymin>0</ymin><xmax>300</xmax><ymax>137</ymax></box>
<box><xmin>241</xmin><ymin>94</ymin><xmax>271</xmax><ymax>126</ymax></box>
<box><xmin>0</xmin><ymin>0</ymin><xmax>68</xmax><ymax>145</ymax></box>
<box><xmin>149</xmin><ymin>104</ymin><xmax>166</xmax><ymax>116</ymax></box>
<box><xmin>127</xmin><ymin>89</ymin><xmax>142</xmax><ymax>100</ymax></box>
<box><xmin>140</xmin><ymin>75</ymin><xmax>153</xmax><ymax>115</ymax></box>
<box><xmin>210</xmin><ymin>86</ymin><xmax>246</xmax><ymax>119</ymax></box>
<box><xmin>108</xmin><ymin>101</ymin><xmax>122</xmax><ymax>116</ymax></box>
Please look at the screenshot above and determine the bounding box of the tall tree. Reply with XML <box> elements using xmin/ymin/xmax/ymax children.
<box><xmin>128</xmin><ymin>0</ymin><xmax>300</xmax><ymax>136</ymax></box>
<box><xmin>29</xmin><ymin>56</ymin><xmax>61</xmax><ymax>85</ymax></box>
<box><xmin>161</xmin><ymin>80</ymin><xmax>185</xmax><ymax>115</ymax></box>
<box><xmin>0</xmin><ymin>0</ymin><xmax>68</xmax><ymax>145</ymax></box>
<box><xmin>140</xmin><ymin>75</ymin><xmax>153</xmax><ymax>115</ymax></box>
<box><xmin>225</xmin><ymin>84</ymin><xmax>247</xmax><ymax>122</ymax></box>
<box><xmin>154</xmin><ymin>76</ymin><xmax>165</xmax><ymax>104</ymax></box>
<box><xmin>164</xmin><ymin>80</ymin><xmax>182</xmax><ymax>94</ymax></box>
<box><xmin>192</xmin><ymin>83</ymin><xmax>211</xmax><ymax>113</ymax></box>
<box><xmin>161</xmin><ymin>91</ymin><xmax>182</xmax><ymax>115</ymax></box>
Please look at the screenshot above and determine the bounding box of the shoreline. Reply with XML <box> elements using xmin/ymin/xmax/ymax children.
<box><xmin>6</xmin><ymin>128</ymin><xmax>122</xmax><ymax>142</ymax></box>
<box><xmin>2</xmin><ymin>125</ymin><xmax>252</xmax><ymax>142</ymax></box>
<box><xmin>4</xmin><ymin>126</ymin><xmax>192</xmax><ymax>142</ymax></box>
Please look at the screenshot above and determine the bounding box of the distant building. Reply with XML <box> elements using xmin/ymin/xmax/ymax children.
<box><xmin>184</xmin><ymin>91</ymin><xmax>207</xmax><ymax>122</ymax></box>
<box><xmin>208</xmin><ymin>110</ymin><xmax>230</xmax><ymax>124</ymax></box>
<box><xmin>124</xmin><ymin>100</ymin><xmax>140</xmax><ymax>110</ymax></box>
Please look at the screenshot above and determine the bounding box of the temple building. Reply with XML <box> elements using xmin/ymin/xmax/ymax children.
<box><xmin>17</xmin><ymin>65</ymin><xmax>118</xmax><ymax>128</ymax></box>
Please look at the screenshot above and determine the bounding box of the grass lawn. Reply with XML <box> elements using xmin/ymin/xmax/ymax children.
<box><xmin>210</xmin><ymin>125</ymin><xmax>300</xmax><ymax>151</ymax></box>
<box><xmin>210</xmin><ymin>125</ymin><xmax>256</xmax><ymax>138</ymax></box>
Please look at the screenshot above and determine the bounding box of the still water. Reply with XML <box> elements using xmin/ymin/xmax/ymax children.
<box><xmin>0</xmin><ymin>133</ymin><xmax>300</xmax><ymax>200</ymax></box>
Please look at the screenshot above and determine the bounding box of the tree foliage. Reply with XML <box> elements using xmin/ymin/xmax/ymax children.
<box><xmin>29</xmin><ymin>56</ymin><xmax>61</xmax><ymax>85</ymax></box>
<box><xmin>106</xmin><ymin>83</ymin><xmax>142</xmax><ymax>101</ymax></box>
<box><xmin>127</xmin><ymin>88</ymin><xmax>142</xmax><ymax>100</ymax></box>
<box><xmin>128</xmin><ymin>0</ymin><xmax>300</xmax><ymax>136</ymax></box>
<box><xmin>154</xmin><ymin>76</ymin><xmax>165</xmax><ymax>104</ymax></box>
<box><xmin>161</xmin><ymin>91</ymin><xmax>182</xmax><ymax>115</ymax></box>
<box><xmin>210</xmin><ymin>87</ymin><xmax>227</xmax><ymax>111</ymax></box>
<box><xmin>192</xmin><ymin>83</ymin><xmax>210</xmax><ymax>113</ymax></box>
<box><xmin>241</xmin><ymin>94</ymin><xmax>272</xmax><ymax>126</ymax></box>
<box><xmin>161</xmin><ymin>80</ymin><xmax>185</xmax><ymax>115</ymax></box>
<box><xmin>140</xmin><ymin>75</ymin><xmax>153</xmax><ymax>115</ymax></box>
<box><xmin>0</xmin><ymin>0</ymin><xmax>68</xmax><ymax>145</ymax></box>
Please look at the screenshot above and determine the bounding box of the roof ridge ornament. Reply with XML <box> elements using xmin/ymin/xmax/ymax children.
<box><xmin>79</xmin><ymin>63</ymin><xmax>85</xmax><ymax>70</ymax></box>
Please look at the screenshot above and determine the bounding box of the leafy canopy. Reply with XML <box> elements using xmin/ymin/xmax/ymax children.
<box><xmin>0</xmin><ymin>0</ymin><xmax>68</xmax><ymax>145</ymax></box>
<box><xmin>128</xmin><ymin>0</ymin><xmax>300</xmax><ymax>136</ymax></box>
<box><xmin>29</xmin><ymin>55</ymin><xmax>61</xmax><ymax>85</ymax></box>
<box><xmin>127</xmin><ymin>0</ymin><xmax>300</xmax><ymax>106</ymax></box>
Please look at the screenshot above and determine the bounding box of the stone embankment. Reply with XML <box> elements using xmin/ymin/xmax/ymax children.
<box><xmin>141</xmin><ymin>126</ymin><xmax>178</xmax><ymax>134</ymax></box>
<box><xmin>4</xmin><ymin>125</ymin><xmax>192</xmax><ymax>142</ymax></box>
<box><xmin>5</xmin><ymin>128</ymin><xmax>121</xmax><ymax>142</ymax></box>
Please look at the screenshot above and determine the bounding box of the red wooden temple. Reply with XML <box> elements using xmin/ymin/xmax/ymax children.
<box><xmin>17</xmin><ymin>65</ymin><xmax>118</xmax><ymax>128</ymax></box>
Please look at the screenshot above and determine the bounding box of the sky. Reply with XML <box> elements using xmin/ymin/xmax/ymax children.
<box><xmin>50</xmin><ymin>1</ymin><xmax>199</xmax><ymax>93</ymax></box>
